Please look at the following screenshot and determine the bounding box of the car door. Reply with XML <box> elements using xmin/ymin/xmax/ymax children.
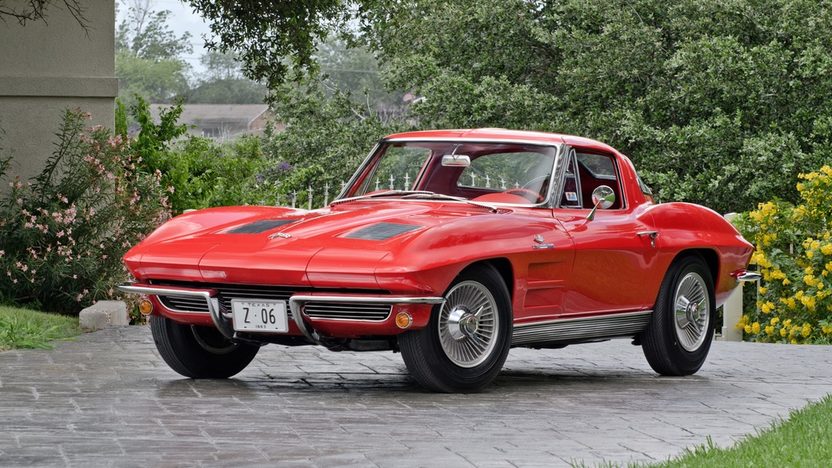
<box><xmin>552</xmin><ymin>149</ymin><xmax>659</xmax><ymax>317</ymax></box>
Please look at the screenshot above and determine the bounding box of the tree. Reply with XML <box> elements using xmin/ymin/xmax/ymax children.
<box><xmin>185</xmin><ymin>50</ymin><xmax>267</xmax><ymax>104</ymax></box>
<box><xmin>0</xmin><ymin>0</ymin><xmax>85</xmax><ymax>28</ymax></box>
<box><xmin>184</xmin><ymin>0</ymin><xmax>832</xmax><ymax>214</ymax></box>
<box><xmin>116</xmin><ymin>0</ymin><xmax>193</xmax><ymax>104</ymax></box>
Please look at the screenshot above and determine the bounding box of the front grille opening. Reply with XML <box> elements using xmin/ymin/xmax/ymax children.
<box><xmin>149</xmin><ymin>280</ymin><xmax>391</xmax><ymax>321</ymax></box>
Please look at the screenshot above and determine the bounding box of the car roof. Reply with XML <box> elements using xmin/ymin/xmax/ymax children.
<box><xmin>384</xmin><ymin>128</ymin><xmax>618</xmax><ymax>154</ymax></box>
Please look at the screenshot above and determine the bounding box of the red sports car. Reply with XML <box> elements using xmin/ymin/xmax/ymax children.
<box><xmin>120</xmin><ymin>129</ymin><xmax>757</xmax><ymax>392</ymax></box>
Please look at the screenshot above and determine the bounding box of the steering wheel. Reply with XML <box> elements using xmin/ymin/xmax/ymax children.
<box><xmin>504</xmin><ymin>188</ymin><xmax>545</xmax><ymax>203</ymax></box>
<box><xmin>504</xmin><ymin>175</ymin><xmax>550</xmax><ymax>203</ymax></box>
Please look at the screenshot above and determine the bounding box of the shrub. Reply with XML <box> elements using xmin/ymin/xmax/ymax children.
<box><xmin>0</xmin><ymin>109</ymin><xmax>170</xmax><ymax>314</ymax></box>
<box><xmin>734</xmin><ymin>165</ymin><xmax>832</xmax><ymax>344</ymax></box>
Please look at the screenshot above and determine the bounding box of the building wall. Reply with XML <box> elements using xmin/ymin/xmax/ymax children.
<box><xmin>0</xmin><ymin>0</ymin><xmax>116</xmax><ymax>182</ymax></box>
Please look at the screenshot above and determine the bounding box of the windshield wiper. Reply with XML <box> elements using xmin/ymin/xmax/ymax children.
<box><xmin>333</xmin><ymin>190</ymin><xmax>497</xmax><ymax>212</ymax></box>
<box><xmin>400</xmin><ymin>192</ymin><xmax>498</xmax><ymax>213</ymax></box>
<box><xmin>331</xmin><ymin>190</ymin><xmax>436</xmax><ymax>205</ymax></box>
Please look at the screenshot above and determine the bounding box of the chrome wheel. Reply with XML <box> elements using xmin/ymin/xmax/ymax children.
<box><xmin>437</xmin><ymin>280</ymin><xmax>499</xmax><ymax>368</ymax></box>
<box><xmin>673</xmin><ymin>272</ymin><xmax>710</xmax><ymax>352</ymax></box>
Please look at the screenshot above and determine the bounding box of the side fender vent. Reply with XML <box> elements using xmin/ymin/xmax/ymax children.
<box><xmin>227</xmin><ymin>219</ymin><xmax>294</xmax><ymax>234</ymax></box>
<box><xmin>344</xmin><ymin>222</ymin><xmax>421</xmax><ymax>240</ymax></box>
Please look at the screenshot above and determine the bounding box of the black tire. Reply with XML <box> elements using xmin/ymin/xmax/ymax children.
<box><xmin>641</xmin><ymin>255</ymin><xmax>716</xmax><ymax>376</ymax></box>
<box><xmin>399</xmin><ymin>264</ymin><xmax>512</xmax><ymax>392</ymax></box>
<box><xmin>150</xmin><ymin>315</ymin><xmax>260</xmax><ymax>378</ymax></box>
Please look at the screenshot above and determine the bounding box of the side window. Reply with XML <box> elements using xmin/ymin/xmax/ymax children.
<box><xmin>574</xmin><ymin>152</ymin><xmax>624</xmax><ymax>209</ymax></box>
<box><xmin>559</xmin><ymin>154</ymin><xmax>583</xmax><ymax>208</ymax></box>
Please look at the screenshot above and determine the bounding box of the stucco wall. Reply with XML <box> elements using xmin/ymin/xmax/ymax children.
<box><xmin>0</xmin><ymin>1</ymin><xmax>116</xmax><ymax>182</ymax></box>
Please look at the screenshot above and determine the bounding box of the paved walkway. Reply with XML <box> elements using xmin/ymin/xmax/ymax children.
<box><xmin>1</xmin><ymin>327</ymin><xmax>831</xmax><ymax>467</ymax></box>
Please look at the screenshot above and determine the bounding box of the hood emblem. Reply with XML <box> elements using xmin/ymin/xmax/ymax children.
<box><xmin>268</xmin><ymin>232</ymin><xmax>292</xmax><ymax>239</ymax></box>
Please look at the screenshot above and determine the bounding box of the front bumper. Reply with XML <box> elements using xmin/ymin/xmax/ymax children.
<box><xmin>118</xmin><ymin>283</ymin><xmax>444</xmax><ymax>344</ymax></box>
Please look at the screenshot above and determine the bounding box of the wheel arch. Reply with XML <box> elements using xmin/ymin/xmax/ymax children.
<box><xmin>460</xmin><ymin>257</ymin><xmax>515</xmax><ymax>299</ymax></box>
<box><xmin>672</xmin><ymin>248</ymin><xmax>719</xmax><ymax>285</ymax></box>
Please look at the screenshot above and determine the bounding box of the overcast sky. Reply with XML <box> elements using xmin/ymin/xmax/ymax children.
<box><xmin>117</xmin><ymin>0</ymin><xmax>213</xmax><ymax>74</ymax></box>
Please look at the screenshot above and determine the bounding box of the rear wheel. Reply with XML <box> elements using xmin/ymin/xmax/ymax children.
<box><xmin>150</xmin><ymin>315</ymin><xmax>259</xmax><ymax>378</ymax></box>
<box><xmin>399</xmin><ymin>264</ymin><xmax>512</xmax><ymax>392</ymax></box>
<box><xmin>641</xmin><ymin>255</ymin><xmax>715</xmax><ymax>376</ymax></box>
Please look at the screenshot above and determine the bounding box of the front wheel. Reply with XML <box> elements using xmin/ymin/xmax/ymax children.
<box><xmin>150</xmin><ymin>315</ymin><xmax>260</xmax><ymax>378</ymax></box>
<box><xmin>641</xmin><ymin>255</ymin><xmax>715</xmax><ymax>376</ymax></box>
<box><xmin>399</xmin><ymin>264</ymin><xmax>512</xmax><ymax>392</ymax></box>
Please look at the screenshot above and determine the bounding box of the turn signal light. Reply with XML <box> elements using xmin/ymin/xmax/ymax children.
<box><xmin>138</xmin><ymin>299</ymin><xmax>154</xmax><ymax>316</ymax></box>
<box><xmin>395</xmin><ymin>311</ymin><xmax>413</xmax><ymax>329</ymax></box>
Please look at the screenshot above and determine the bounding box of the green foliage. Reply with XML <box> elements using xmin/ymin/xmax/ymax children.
<box><xmin>0</xmin><ymin>109</ymin><xmax>170</xmax><ymax>314</ymax></box>
<box><xmin>193</xmin><ymin>0</ymin><xmax>832</xmax><ymax>213</ymax></box>
<box><xmin>0</xmin><ymin>305</ymin><xmax>80</xmax><ymax>351</ymax></box>
<box><xmin>186</xmin><ymin>78</ymin><xmax>267</xmax><ymax>104</ymax></box>
<box><xmin>116</xmin><ymin>52</ymin><xmax>191</xmax><ymax>104</ymax></box>
<box><xmin>163</xmin><ymin>135</ymin><xmax>277</xmax><ymax>211</ymax></box>
<box><xmin>185</xmin><ymin>0</ymin><xmax>345</xmax><ymax>89</ymax></box>
<box><xmin>116</xmin><ymin>2</ymin><xmax>192</xmax><ymax>104</ymax></box>
<box><xmin>261</xmin><ymin>79</ymin><xmax>410</xmax><ymax>206</ymax></box>
<box><xmin>733</xmin><ymin>165</ymin><xmax>832</xmax><ymax>344</ymax></box>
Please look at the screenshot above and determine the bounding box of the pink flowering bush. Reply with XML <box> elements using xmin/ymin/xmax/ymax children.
<box><xmin>0</xmin><ymin>109</ymin><xmax>171</xmax><ymax>314</ymax></box>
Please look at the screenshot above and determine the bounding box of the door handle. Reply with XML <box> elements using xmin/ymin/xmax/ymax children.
<box><xmin>637</xmin><ymin>230</ymin><xmax>659</xmax><ymax>248</ymax></box>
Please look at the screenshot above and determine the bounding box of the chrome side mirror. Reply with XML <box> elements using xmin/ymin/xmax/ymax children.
<box><xmin>587</xmin><ymin>185</ymin><xmax>615</xmax><ymax>221</ymax></box>
<box><xmin>441</xmin><ymin>154</ymin><xmax>471</xmax><ymax>167</ymax></box>
<box><xmin>591</xmin><ymin>185</ymin><xmax>615</xmax><ymax>209</ymax></box>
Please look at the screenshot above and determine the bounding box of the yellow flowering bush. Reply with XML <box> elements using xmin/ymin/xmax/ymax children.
<box><xmin>734</xmin><ymin>165</ymin><xmax>832</xmax><ymax>344</ymax></box>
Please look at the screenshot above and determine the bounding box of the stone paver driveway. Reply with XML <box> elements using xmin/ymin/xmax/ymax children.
<box><xmin>1</xmin><ymin>327</ymin><xmax>831</xmax><ymax>467</ymax></box>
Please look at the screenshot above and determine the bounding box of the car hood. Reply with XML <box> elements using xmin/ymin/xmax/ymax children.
<box><xmin>124</xmin><ymin>200</ymin><xmax>504</xmax><ymax>288</ymax></box>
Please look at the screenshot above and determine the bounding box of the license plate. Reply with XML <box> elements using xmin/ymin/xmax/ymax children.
<box><xmin>231</xmin><ymin>300</ymin><xmax>289</xmax><ymax>333</ymax></box>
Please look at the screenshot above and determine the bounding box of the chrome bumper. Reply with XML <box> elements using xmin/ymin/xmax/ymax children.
<box><xmin>736</xmin><ymin>271</ymin><xmax>762</xmax><ymax>283</ymax></box>
<box><xmin>118</xmin><ymin>283</ymin><xmax>444</xmax><ymax>343</ymax></box>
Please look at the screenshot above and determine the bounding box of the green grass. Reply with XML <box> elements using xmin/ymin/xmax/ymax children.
<box><xmin>650</xmin><ymin>395</ymin><xmax>832</xmax><ymax>467</ymax></box>
<box><xmin>0</xmin><ymin>304</ymin><xmax>81</xmax><ymax>351</ymax></box>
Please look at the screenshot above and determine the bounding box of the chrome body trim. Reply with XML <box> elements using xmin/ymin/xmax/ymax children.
<box><xmin>118</xmin><ymin>284</ymin><xmax>235</xmax><ymax>339</ymax></box>
<box><xmin>512</xmin><ymin>310</ymin><xmax>652</xmax><ymax>346</ymax></box>
<box><xmin>289</xmin><ymin>295</ymin><xmax>444</xmax><ymax>345</ymax></box>
<box><xmin>736</xmin><ymin>271</ymin><xmax>762</xmax><ymax>283</ymax></box>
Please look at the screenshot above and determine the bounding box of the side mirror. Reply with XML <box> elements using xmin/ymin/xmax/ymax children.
<box><xmin>441</xmin><ymin>154</ymin><xmax>471</xmax><ymax>168</ymax></box>
<box><xmin>586</xmin><ymin>185</ymin><xmax>615</xmax><ymax>221</ymax></box>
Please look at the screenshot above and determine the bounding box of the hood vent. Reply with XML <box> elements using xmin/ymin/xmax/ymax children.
<box><xmin>345</xmin><ymin>222</ymin><xmax>420</xmax><ymax>240</ymax></box>
<box><xmin>227</xmin><ymin>219</ymin><xmax>294</xmax><ymax>234</ymax></box>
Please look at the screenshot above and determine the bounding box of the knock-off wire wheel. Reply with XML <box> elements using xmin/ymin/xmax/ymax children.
<box><xmin>437</xmin><ymin>280</ymin><xmax>499</xmax><ymax>368</ymax></box>
<box><xmin>673</xmin><ymin>272</ymin><xmax>710</xmax><ymax>352</ymax></box>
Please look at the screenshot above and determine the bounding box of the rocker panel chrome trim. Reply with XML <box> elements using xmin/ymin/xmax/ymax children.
<box><xmin>512</xmin><ymin>310</ymin><xmax>652</xmax><ymax>345</ymax></box>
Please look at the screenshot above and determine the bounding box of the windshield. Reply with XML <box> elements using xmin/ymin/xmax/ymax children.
<box><xmin>343</xmin><ymin>141</ymin><xmax>559</xmax><ymax>206</ymax></box>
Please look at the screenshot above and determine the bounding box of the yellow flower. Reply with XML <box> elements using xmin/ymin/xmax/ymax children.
<box><xmin>761</xmin><ymin>301</ymin><xmax>775</xmax><ymax>314</ymax></box>
<box><xmin>800</xmin><ymin>295</ymin><xmax>817</xmax><ymax>311</ymax></box>
<box><xmin>790</xmin><ymin>338</ymin><xmax>798</xmax><ymax>344</ymax></box>
<box><xmin>770</xmin><ymin>317</ymin><xmax>780</xmax><ymax>325</ymax></box>
<box><xmin>751</xmin><ymin>322</ymin><xmax>761</xmax><ymax>334</ymax></box>
<box><xmin>770</xmin><ymin>270</ymin><xmax>786</xmax><ymax>280</ymax></box>
<box><xmin>804</xmin><ymin>275</ymin><xmax>817</xmax><ymax>287</ymax></box>
<box><xmin>802</xmin><ymin>323</ymin><xmax>812</xmax><ymax>337</ymax></box>
<box><xmin>780</xmin><ymin>328</ymin><xmax>788</xmax><ymax>337</ymax></box>
<box><xmin>783</xmin><ymin>278</ymin><xmax>791</xmax><ymax>285</ymax></box>
<box><xmin>784</xmin><ymin>319</ymin><xmax>793</xmax><ymax>327</ymax></box>
<box><xmin>765</xmin><ymin>325</ymin><xmax>775</xmax><ymax>336</ymax></box>
<box><xmin>822</xmin><ymin>244</ymin><xmax>832</xmax><ymax>256</ymax></box>
<box><xmin>744</xmin><ymin>324</ymin><xmax>752</xmax><ymax>334</ymax></box>
<box><xmin>807</xmin><ymin>250</ymin><xmax>815</xmax><ymax>259</ymax></box>
<box><xmin>759</xmin><ymin>286</ymin><xmax>768</xmax><ymax>294</ymax></box>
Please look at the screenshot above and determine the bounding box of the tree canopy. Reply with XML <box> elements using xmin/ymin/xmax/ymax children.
<box><xmin>183</xmin><ymin>0</ymin><xmax>832</xmax><ymax>213</ymax></box>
